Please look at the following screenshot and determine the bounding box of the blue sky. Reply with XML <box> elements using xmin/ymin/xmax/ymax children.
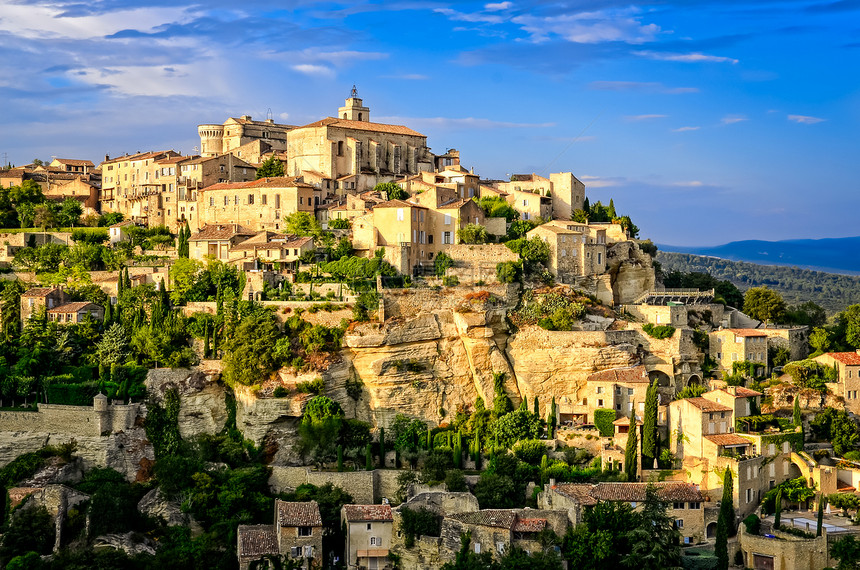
<box><xmin>1</xmin><ymin>0</ymin><xmax>858</xmax><ymax>245</ymax></box>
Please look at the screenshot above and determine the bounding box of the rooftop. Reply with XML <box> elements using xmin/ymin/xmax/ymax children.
<box><xmin>22</xmin><ymin>287</ymin><xmax>61</xmax><ymax>298</ymax></box>
<box><xmin>276</xmin><ymin>500</ymin><xmax>322</xmax><ymax>527</ymax></box>
<box><xmin>342</xmin><ymin>504</ymin><xmax>393</xmax><ymax>523</ymax></box>
<box><xmin>189</xmin><ymin>224</ymin><xmax>256</xmax><ymax>241</ymax></box>
<box><xmin>237</xmin><ymin>525</ymin><xmax>278</xmax><ymax>558</ymax></box>
<box><xmin>554</xmin><ymin>482</ymin><xmax>706</xmax><ymax>504</ymax></box>
<box><xmin>705</xmin><ymin>434</ymin><xmax>754</xmax><ymax>447</ymax></box>
<box><xmin>448</xmin><ymin>510</ymin><xmax>517</xmax><ymax>529</ymax></box>
<box><xmin>684</xmin><ymin>397</ymin><xmax>733</xmax><ymax>413</ymax></box>
<box><xmin>825</xmin><ymin>352</ymin><xmax>860</xmax><ymax>366</ymax></box>
<box><xmin>588</xmin><ymin>365</ymin><xmax>650</xmax><ymax>384</ymax></box>
<box><xmin>204</xmin><ymin>176</ymin><xmax>313</xmax><ymax>191</ymax></box>
<box><xmin>723</xmin><ymin>328</ymin><xmax>768</xmax><ymax>338</ymax></box>
<box><xmin>297</xmin><ymin>117</ymin><xmax>425</xmax><ymax>137</ymax></box>
<box><xmin>47</xmin><ymin>302</ymin><xmax>99</xmax><ymax>313</ymax></box>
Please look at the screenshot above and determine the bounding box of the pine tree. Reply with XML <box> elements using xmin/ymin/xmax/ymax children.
<box><xmin>642</xmin><ymin>380</ymin><xmax>658</xmax><ymax>468</ymax></box>
<box><xmin>624</xmin><ymin>401</ymin><xmax>638</xmax><ymax>481</ymax></box>
<box><xmin>608</xmin><ymin>198</ymin><xmax>617</xmax><ymax>218</ymax></box>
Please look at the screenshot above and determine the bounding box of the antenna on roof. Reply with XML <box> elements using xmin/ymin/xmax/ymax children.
<box><xmin>267</xmin><ymin>108</ymin><xmax>273</xmax><ymax>121</ymax></box>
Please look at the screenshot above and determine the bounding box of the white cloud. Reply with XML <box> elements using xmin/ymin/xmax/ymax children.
<box><xmin>578</xmin><ymin>175</ymin><xmax>618</xmax><ymax>188</ymax></box>
<box><xmin>291</xmin><ymin>64</ymin><xmax>335</xmax><ymax>78</ymax></box>
<box><xmin>71</xmin><ymin>62</ymin><xmax>229</xmax><ymax>97</ymax></box>
<box><xmin>788</xmin><ymin>114</ymin><xmax>826</xmax><ymax>124</ymax></box>
<box><xmin>377</xmin><ymin>116</ymin><xmax>555</xmax><ymax>129</ymax></box>
<box><xmin>512</xmin><ymin>9</ymin><xmax>660</xmax><ymax>44</ymax></box>
<box><xmin>0</xmin><ymin>2</ymin><xmax>193</xmax><ymax>40</ymax></box>
<box><xmin>672</xmin><ymin>126</ymin><xmax>700</xmax><ymax>132</ymax></box>
<box><xmin>434</xmin><ymin>8</ymin><xmax>505</xmax><ymax>24</ymax></box>
<box><xmin>485</xmin><ymin>1</ymin><xmax>513</xmax><ymax>11</ymax></box>
<box><xmin>635</xmin><ymin>51</ymin><xmax>739</xmax><ymax>64</ymax></box>
<box><xmin>721</xmin><ymin>115</ymin><xmax>748</xmax><ymax>125</ymax></box>
<box><xmin>672</xmin><ymin>181</ymin><xmax>705</xmax><ymax>187</ymax></box>
<box><xmin>278</xmin><ymin>112</ymin><xmax>290</xmax><ymax>120</ymax></box>
<box><xmin>625</xmin><ymin>114</ymin><xmax>668</xmax><ymax>121</ymax></box>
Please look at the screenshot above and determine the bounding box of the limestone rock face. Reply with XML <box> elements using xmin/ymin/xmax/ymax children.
<box><xmin>146</xmin><ymin>368</ymin><xmax>227</xmax><ymax>438</ymax></box>
<box><xmin>138</xmin><ymin>488</ymin><xmax>204</xmax><ymax>535</ymax></box>
<box><xmin>0</xmin><ymin>432</ymin><xmax>50</xmax><ymax>468</ymax></box>
<box><xmin>92</xmin><ymin>532</ymin><xmax>157</xmax><ymax>556</ymax></box>
<box><xmin>607</xmin><ymin>242</ymin><xmax>656</xmax><ymax>305</ymax></box>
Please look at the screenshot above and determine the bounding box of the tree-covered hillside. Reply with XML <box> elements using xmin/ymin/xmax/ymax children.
<box><xmin>657</xmin><ymin>252</ymin><xmax>860</xmax><ymax>314</ymax></box>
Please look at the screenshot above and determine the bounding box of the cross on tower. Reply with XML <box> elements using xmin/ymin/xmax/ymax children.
<box><xmin>350</xmin><ymin>85</ymin><xmax>358</xmax><ymax>98</ymax></box>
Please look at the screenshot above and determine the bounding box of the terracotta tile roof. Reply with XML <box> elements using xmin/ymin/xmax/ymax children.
<box><xmin>837</xmin><ymin>480</ymin><xmax>856</xmax><ymax>491</ymax></box>
<box><xmin>613</xmin><ymin>416</ymin><xmax>643</xmax><ymax>426</ymax></box>
<box><xmin>552</xmin><ymin>484</ymin><xmax>598</xmax><ymax>506</ymax></box>
<box><xmin>237</xmin><ymin>525</ymin><xmax>278</xmax><ymax>558</ymax></box>
<box><xmin>590</xmin><ymin>482</ymin><xmax>705</xmax><ymax>503</ymax></box>
<box><xmin>374</xmin><ymin>199</ymin><xmax>427</xmax><ymax>209</ymax></box>
<box><xmin>512</xmin><ymin>518</ymin><xmax>546</xmax><ymax>533</ymax></box>
<box><xmin>449</xmin><ymin>510</ymin><xmax>516</xmax><ymax>529</ymax></box>
<box><xmin>342</xmin><ymin>504</ymin><xmax>393</xmax><ymax>523</ymax></box>
<box><xmin>22</xmin><ymin>287</ymin><xmax>61</xmax><ymax>298</ymax></box>
<box><xmin>685</xmin><ymin>397</ymin><xmax>733</xmax><ymax>413</ymax></box>
<box><xmin>529</xmin><ymin>224</ymin><xmax>579</xmax><ymax>235</ymax></box>
<box><xmin>825</xmin><ymin>352</ymin><xmax>860</xmax><ymax>366</ymax></box>
<box><xmin>204</xmin><ymin>176</ymin><xmax>313</xmax><ymax>191</ymax></box>
<box><xmin>723</xmin><ymin>328</ymin><xmax>767</xmax><ymax>337</ymax></box>
<box><xmin>230</xmin><ymin>236</ymin><xmax>312</xmax><ymax>251</ymax></box>
<box><xmin>719</xmin><ymin>386</ymin><xmax>763</xmax><ymax>398</ymax></box>
<box><xmin>704</xmin><ymin>434</ymin><xmax>754</xmax><ymax>447</ymax></box>
<box><xmin>189</xmin><ymin>224</ymin><xmax>256</xmax><ymax>241</ymax></box>
<box><xmin>438</xmin><ymin>199</ymin><xmax>472</xmax><ymax>210</ymax></box>
<box><xmin>297</xmin><ymin>117</ymin><xmax>425</xmax><ymax>137</ymax></box>
<box><xmin>47</xmin><ymin>302</ymin><xmax>99</xmax><ymax>313</ymax></box>
<box><xmin>53</xmin><ymin>158</ymin><xmax>95</xmax><ymax>167</ymax></box>
<box><xmin>277</xmin><ymin>500</ymin><xmax>322</xmax><ymax>527</ymax></box>
<box><xmin>588</xmin><ymin>365</ymin><xmax>650</xmax><ymax>384</ymax></box>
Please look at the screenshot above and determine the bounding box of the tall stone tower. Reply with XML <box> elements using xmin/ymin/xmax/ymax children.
<box><xmin>338</xmin><ymin>85</ymin><xmax>370</xmax><ymax>122</ymax></box>
<box><xmin>197</xmin><ymin>124</ymin><xmax>225</xmax><ymax>157</ymax></box>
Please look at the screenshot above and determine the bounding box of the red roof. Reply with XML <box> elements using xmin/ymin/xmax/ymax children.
<box><xmin>342</xmin><ymin>504</ymin><xmax>393</xmax><ymax>522</ymax></box>
<box><xmin>512</xmin><ymin>518</ymin><xmax>547</xmax><ymax>532</ymax></box>
<box><xmin>705</xmin><ymin>434</ymin><xmax>754</xmax><ymax>447</ymax></box>
<box><xmin>719</xmin><ymin>386</ymin><xmax>763</xmax><ymax>398</ymax></box>
<box><xmin>588</xmin><ymin>365</ymin><xmax>650</xmax><ymax>384</ymax></box>
<box><xmin>277</xmin><ymin>500</ymin><xmax>322</xmax><ymax>527</ymax></box>
<box><xmin>47</xmin><ymin>302</ymin><xmax>100</xmax><ymax>314</ymax></box>
<box><xmin>237</xmin><ymin>524</ymin><xmax>278</xmax><ymax>558</ymax></box>
<box><xmin>826</xmin><ymin>352</ymin><xmax>860</xmax><ymax>366</ymax></box>
<box><xmin>685</xmin><ymin>397</ymin><xmax>733</xmax><ymax>413</ymax></box>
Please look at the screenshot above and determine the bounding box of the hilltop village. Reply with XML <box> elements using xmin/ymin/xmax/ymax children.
<box><xmin>2</xmin><ymin>91</ymin><xmax>860</xmax><ymax>570</ymax></box>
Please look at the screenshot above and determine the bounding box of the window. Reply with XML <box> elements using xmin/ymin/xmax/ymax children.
<box><xmin>234</xmin><ymin>195</ymin><xmax>239</xmax><ymax>205</ymax></box>
<box><xmin>496</xmin><ymin>543</ymin><xmax>505</xmax><ymax>554</ymax></box>
<box><xmin>262</xmin><ymin>194</ymin><xmax>267</xmax><ymax>205</ymax></box>
<box><xmin>298</xmin><ymin>526</ymin><xmax>312</xmax><ymax>537</ymax></box>
<box><xmin>474</xmin><ymin>543</ymin><xmax>481</xmax><ymax>554</ymax></box>
<box><xmin>597</xmin><ymin>399</ymin><xmax>604</xmax><ymax>407</ymax></box>
<box><xmin>303</xmin><ymin>546</ymin><xmax>313</xmax><ymax>558</ymax></box>
<box><xmin>367</xmin><ymin>523</ymin><xmax>372</xmax><ymax>530</ymax></box>
<box><xmin>627</xmin><ymin>388</ymin><xmax>634</xmax><ymax>396</ymax></box>
<box><xmin>690</xmin><ymin>502</ymin><xmax>701</xmax><ymax>509</ymax></box>
<box><xmin>746</xmin><ymin>488</ymin><xmax>752</xmax><ymax>503</ymax></box>
<box><xmin>428</xmin><ymin>235</ymin><xmax>434</xmax><ymax>244</ymax></box>
<box><xmin>397</xmin><ymin>208</ymin><xmax>404</xmax><ymax>221</ymax></box>
<box><xmin>443</xmin><ymin>232</ymin><xmax>452</xmax><ymax>245</ymax></box>
<box><xmin>209</xmin><ymin>197</ymin><xmax>214</xmax><ymax>207</ymax></box>
<box><xmin>291</xmin><ymin>547</ymin><xmax>300</xmax><ymax>558</ymax></box>
<box><xmin>224</xmin><ymin>196</ymin><xmax>229</xmax><ymax>206</ymax></box>
<box><xmin>444</xmin><ymin>213</ymin><xmax>451</xmax><ymax>225</ymax></box>
<box><xmin>596</xmin><ymin>386</ymin><xmax>604</xmax><ymax>394</ymax></box>
<box><xmin>370</xmin><ymin>537</ymin><xmax>377</xmax><ymax>546</ymax></box>
<box><xmin>673</xmin><ymin>502</ymin><xmax>684</xmax><ymax>510</ymax></box>
<box><xmin>337</xmin><ymin>141</ymin><xmax>344</xmax><ymax>156</ymax></box>
<box><xmin>676</xmin><ymin>519</ymin><xmax>684</xmax><ymax>529</ymax></box>
<box><xmin>248</xmin><ymin>194</ymin><xmax>254</xmax><ymax>205</ymax></box>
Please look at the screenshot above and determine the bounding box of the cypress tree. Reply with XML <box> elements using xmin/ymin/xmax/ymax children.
<box><xmin>203</xmin><ymin>321</ymin><xmax>211</xmax><ymax>358</ymax></box>
<box><xmin>104</xmin><ymin>300</ymin><xmax>112</xmax><ymax>326</ymax></box>
<box><xmin>378</xmin><ymin>427</ymin><xmax>385</xmax><ymax>468</ymax></box>
<box><xmin>454</xmin><ymin>434</ymin><xmax>462</xmax><ymax>469</ymax></box>
<box><xmin>642</xmin><ymin>380</ymin><xmax>658</xmax><ymax>468</ymax></box>
<box><xmin>540</xmin><ymin>454</ymin><xmax>548</xmax><ymax>487</ymax></box>
<box><xmin>774</xmin><ymin>488</ymin><xmax>783</xmax><ymax>527</ymax></box>
<box><xmin>533</xmin><ymin>396</ymin><xmax>539</xmax><ymax>416</ymax></box>
<box><xmin>608</xmin><ymin>198</ymin><xmax>617</xmax><ymax>218</ymax></box>
<box><xmin>816</xmin><ymin>493</ymin><xmax>825</xmax><ymax>537</ymax></box>
<box><xmin>123</xmin><ymin>267</ymin><xmax>131</xmax><ymax>290</ymax></box>
<box><xmin>624</xmin><ymin>401</ymin><xmax>638</xmax><ymax>481</ymax></box>
<box><xmin>550</xmin><ymin>396</ymin><xmax>557</xmax><ymax>435</ymax></box>
<box><xmin>426</xmin><ymin>428</ymin><xmax>432</xmax><ymax>450</ymax></box>
<box><xmin>716</xmin><ymin>468</ymin><xmax>734</xmax><ymax>570</ymax></box>
<box><xmin>337</xmin><ymin>445</ymin><xmax>344</xmax><ymax>472</ymax></box>
<box><xmin>117</xmin><ymin>268</ymin><xmax>125</xmax><ymax>299</ymax></box>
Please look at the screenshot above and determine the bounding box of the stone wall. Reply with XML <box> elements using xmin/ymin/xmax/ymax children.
<box><xmin>381</xmin><ymin>283</ymin><xmax>513</xmax><ymax>319</ymax></box>
<box><xmin>268</xmin><ymin>467</ymin><xmax>376</xmax><ymax>504</ymax></box>
<box><xmin>0</xmin><ymin>402</ymin><xmax>139</xmax><ymax>438</ymax></box>
<box><xmin>444</xmin><ymin>244</ymin><xmax>519</xmax><ymax>284</ymax></box>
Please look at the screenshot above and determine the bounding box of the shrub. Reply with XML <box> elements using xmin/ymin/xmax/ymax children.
<box><xmin>642</xmin><ymin>323</ymin><xmax>676</xmax><ymax>339</ymax></box>
<box><xmin>496</xmin><ymin>261</ymin><xmax>521</xmax><ymax>284</ymax></box>
<box><xmin>273</xmin><ymin>386</ymin><xmax>289</xmax><ymax>398</ymax></box>
<box><xmin>445</xmin><ymin>469</ymin><xmax>468</xmax><ymax>492</ymax></box>
<box><xmin>594</xmin><ymin>408</ymin><xmax>616</xmax><ymax>437</ymax></box>
<box><xmin>512</xmin><ymin>439</ymin><xmax>548</xmax><ymax>465</ymax></box>
<box><xmin>743</xmin><ymin>514</ymin><xmax>761</xmax><ymax>535</ymax></box>
<box><xmin>400</xmin><ymin>507</ymin><xmax>442</xmax><ymax>548</ymax></box>
<box><xmin>296</xmin><ymin>377</ymin><xmax>325</xmax><ymax>395</ymax></box>
<box><xmin>442</xmin><ymin>275</ymin><xmax>459</xmax><ymax>287</ymax></box>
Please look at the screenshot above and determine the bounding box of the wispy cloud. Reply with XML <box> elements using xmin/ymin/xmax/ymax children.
<box><xmin>434</xmin><ymin>7</ymin><xmax>506</xmax><ymax>24</ymax></box>
<box><xmin>291</xmin><ymin>64</ymin><xmax>335</xmax><ymax>78</ymax></box>
<box><xmin>578</xmin><ymin>175</ymin><xmax>620</xmax><ymax>188</ymax></box>
<box><xmin>672</xmin><ymin>126</ymin><xmax>700</xmax><ymax>132</ymax></box>
<box><xmin>721</xmin><ymin>115</ymin><xmax>748</xmax><ymax>124</ymax></box>
<box><xmin>512</xmin><ymin>9</ymin><xmax>660</xmax><ymax>44</ymax></box>
<box><xmin>377</xmin><ymin>116</ymin><xmax>555</xmax><ymax>129</ymax></box>
<box><xmin>788</xmin><ymin>114</ymin><xmax>826</xmax><ymax>124</ymax></box>
<box><xmin>625</xmin><ymin>114</ymin><xmax>668</xmax><ymax>122</ymax></box>
<box><xmin>485</xmin><ymin>1</ymin><xmax>513</xmax><ymax>11</ymax></box>
<box><xmin>672</xmin><ymin>181</ymin><xmax>705</xmax><ymax>187</ymax></box>
<box><xmin>589</xmin><ymin>81</ymin><xmax>698</xmax><ymax>94</ymax></box>
<box><xmin>635</xmin><ymin>51</ymin><xmax>739</xmax><ymax>64</ymax></box>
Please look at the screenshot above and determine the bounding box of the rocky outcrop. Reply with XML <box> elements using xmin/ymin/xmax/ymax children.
<box><xmin>137</xmin><ymin>488</ymin><xmax>203</xmax><ymax>536</ymax></box>
<box><xmin>92</xmin><ymin>532</ymin><xmax>157</xmax><ymax>556</ymax></box>
<box><xmin>607</xmin><ymin>241</ymin><xmax>656</xmax><ymax>305</ymax></box>
<box><xmin>146</xmin><ymin>368</ymin><xmax>227</xmax><ymax>438</ymax></box>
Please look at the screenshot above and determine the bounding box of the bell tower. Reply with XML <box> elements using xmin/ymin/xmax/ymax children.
<box><xmin>338</xmin><ymin>85</ymin><xmax>370</xmax><ymax>122</ymax></box>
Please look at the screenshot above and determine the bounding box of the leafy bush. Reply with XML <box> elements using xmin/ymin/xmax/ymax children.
<box><xmin>761</xmin><ymin>477</ymin><xmax>816</xmax><ymax>514</ymax></box>
<box><xmin>496</xmin><ymin>261</ymin><xmax>521</xmax><ymax>283</ymax></box>
<box><xmin>442</xmin><ymin>275</ymin><xmax>459</xmax><ymax>287</ymax></box>
<box><xmin>783</xmin><ymin>359</ymin><xmax>834</xmax><ymax>391</ymax></box>
<box><xmin>296</xmin><ymin>377</ymin><xmax>325</xmax><ymax>395</ymax></box>
<box><xmin>353</xmin><ymin>290</ymin><xmax>379</xmax><ymax>322</ymax></box>
<box><xmin>594</xmin><ymin>408</ymin><xmax>616</xmax><ymax>437</ymax></box>
<box><xmin>328</xmin><ymin>218</ymin><xmax>351</xmax><ymax>229</ymax></box>
<box><xmin>743</xmin><ymin>514</ymin><xmax>761</xmax><ymax>535</ymax></box>
<box><xmin>512</xmin><ymin>439</ymin><xmax>548</xmax><ymax>465</ymax></box>
<box><xmin>735</xmin><ymin>414</ymin><xmax>779</xmax><ymax>433</ymax></box>
<box><xmin>676</xmin><ymin>384</ymin><xmax>707</xmax><ymax>399</ymax></box>
<box><xmin>642</xmin><ymin>323</ymin><xmax>676</xmax><ymax>339</ymax></box>
<box><xmin>400</xmin><ymin>506</ymin><xmax>442</xmax><ymax>548</ymax></box>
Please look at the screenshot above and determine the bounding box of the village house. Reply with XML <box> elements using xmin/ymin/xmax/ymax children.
<box><xmin>559</xmin><ymin>365</ymin><xmax>651</xmax><ymax>426</ymax></box>
<box><xmin>188</xmin><ymin>224</ymin><xmax>257</xmax><ymax>261</ymax></box>
<box><xmin>440</xmin><ymin>509</ymin><xmax>568</xmax><ymax>562</ymax></box>
<box><xmin>525</xmin><ymin>223</ymin><xmax>607</xmax><ymax>282</ymax></box>
<box><xmin>197</xmin><ymin>176</ymin><xmax>317</xmax><ymax>232</ymax></box>
<box><xmin>226</xmin><ymin>231</ymin><xmax>315</xmax><ymax>272</ymax></box>
<box><xmin>341</xmin><ymin>504</ymin><xmax>394</xmax><ymax>570</ymax></box>
<box><xmin>176</xmin><ymin>154</ymin><xmax>257</xmax><ymax>231</ymax></box>
<box><xmin>49</xmin><ymin>158</ymin><xmax>95</xmax><ymax>174</ymax></box>
<box><xmin>20</xmin><ymin>287</ymin><xmax>70</xmax><ymax>323</ymax></box>
<box><xmin>709</xmin><ymin>328</ymin><xmax>769</xmax><ymax>375</ymax></box>
<box><xmin>539</xmin><ymin>482</ymin><xmax>706</xmax><ymax>544</ymax></box>
<box><xmin>814</xmin><ymin>351</ymin><xmax>860</xmax><ymax>414</ymax></box>
<box><xmin>351</xmin><ymin>200</ymin><xmax>430</xmax><ymax>275</ymax></box>
<box><xmin>47</xmin><ymin>301</ymin><xmax>104</xmax><ymax>325</ymax></box>
<box><xmin>236</xmin><ymin>500</ymin><xmax>323</xmax><ymax>570</ymax></box>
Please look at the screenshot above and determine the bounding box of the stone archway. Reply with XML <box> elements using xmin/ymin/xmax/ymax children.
<box><xmin>649</xmin><ymin>370</ymin><xmax>672</xmax><ymax>387</ymax></box>
<box><xmin>706</xmin><ymin>522</ymin><xmax>717</xmax><ymax>539</ymax></box>
<box><xmin>688</xmin><ymin>374</ymin><xmax>702</xmax><ymax>386</ymax></box>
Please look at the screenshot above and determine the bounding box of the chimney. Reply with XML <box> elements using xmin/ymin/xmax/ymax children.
<box><xmin>727</xmin><ymin>386</ymin><xmax>737</xmax><ymax>396</ymax></box>
<box><xmin>104</xmin><ymin>154</ymin><xmax>110</xmax><ymax>162</ymax></box>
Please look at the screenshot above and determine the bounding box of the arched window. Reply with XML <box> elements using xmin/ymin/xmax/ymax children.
<box><xmin>358</xmin><ymin>112</ymin><xmax>363</xmax><ymax>121</ymax></box>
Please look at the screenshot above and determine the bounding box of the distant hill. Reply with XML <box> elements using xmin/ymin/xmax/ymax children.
<box><xmin>656</xmin><ymin>251</ymin><xmax>860</xmax><ymax>315</ymax></box>
<box><xmin>657</xmin><ymin>236</ymin><xmax>860</xmax><ymax>275</ymax></box>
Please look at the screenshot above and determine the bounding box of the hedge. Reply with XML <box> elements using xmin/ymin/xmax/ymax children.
<box><xmin>594</xmin><ymin>408</ymin><xmax>616</xmax><ymax>437</ymax></box>
<box><xmin>642</xmin><ymin>323</ymin><xmax>676</xmax><ymax>339</ymax></box>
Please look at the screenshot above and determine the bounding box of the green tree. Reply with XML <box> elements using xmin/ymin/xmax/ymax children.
<box><xmin>793</xmin><ymin>397</ymin><xmax>802</xmax><ymax>428</ymax></box>
<box><xmin>743</xmin><ymin>287</ymin><xmax>787</xmax><ymax>325</ymax></box>
<box><xmin>457</xmin><ymin>223</ymin><xmax>489</xmax><ymax>244</ymax></box>
<box><xmin>840</xmin><ymin>305</ymin><xmax>860</xmax><ymax>349</ymax></box>
<box><xmin>623</xmin><ymin>484</ymin><xmax>681</xmax><ymax>570</ymax></box>
<box><xmin>642</xmin><ymin>381</ymin><xmax>658</xmax><ymax>468</ymax></box>
<box><xmin>493</xmin><ymin>409</ymin><xmax>543</xmax><ymax>448</ymax></box>
<box><xmin>32</xmin><ymin>205</ymin><xmax>57</xmax><ymax>230</ymax></box>
<box><xmin>441</xmin><ymin>532</ymin><xmax>498</xmax><ymax>570</ymax></box>
<box><xmin>222</xmin><ymin>310</ymin><xmax>281</xmax><ymax>386</ymax></box>
<box><xmin>256</xmin><ymin>155</ymin><xmax>285</xmax><ymax>178</ymax></box>
<box><xmin>715</xmin><ymin>468</ymin><xmax>735</xmax><ymax>570</ymax></box>
<box><xmin>96</xmin><ymin>322</ymin><xmax>131</xmax><ymax>365</ymax></box>
<box><xmin>0</xmin><ymin>505</ymin><xmax>55</xmax><ymax>561</ymax></box>
<box><xmin>817</xmin><ymin>493</ymin><xmax>825</xmax><ymax>536</ymax></box>
<box><xmin>57</xmin><ymin>198</ymin><xmax>83</xmax><ymax>227</ymax></box>
<box><xmin>373</xmin><ymin>182</ymin><xmax>408</xmax><ymax>201</ymax></box>
<box><xmin>774</xmin><ymin>488</ymin><xmax>782</xmax><ymax>527</ymax></box>
<box><xmin>284</xmin><ymin>211</ymin><xmax>322</xmax><ymax>237</ymax></box>
<box><xmin>434</xmin><ymin>252</ymin><xmax>453</xmax><ymax>277</ymax></box>
<box><xmin>831</xmin><ymin>535</ymin><xmax>860</xmax><ymax>570</ymax></box>
<box><xmin>624</xmin><ymin>403</ymin><xmax>638</xmax><ymax>481</ymax></box>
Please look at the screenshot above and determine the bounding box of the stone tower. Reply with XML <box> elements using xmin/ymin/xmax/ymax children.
<box><xmin>338</xmin><ymin>85</ymin><xmax>370</xmax><ymax>122</ymax></box>
<box><xmin>93</xmin><ymin>393</ymin><xmax>109</xmax><ymax>436</ymax></box>
<box><xmin>197</xmin><ymin>123</ymin><xmax>225</xmax><ymax>157</ymax></box>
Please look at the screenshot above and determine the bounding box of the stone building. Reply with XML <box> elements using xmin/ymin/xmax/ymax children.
<box><xmin>440</xmin><ymin>509</ymin><xmax>568</xmax><ymax>562</ymax></box>
<box><xmin>198</xmin><ymin>115</ymin><xmax>295</xmax><ymax>158</ymax></box>
<box><xmin>561</xmin><ymin>365</ymin><xmax>651</xmax><ymax>425</ymax></box>
<box><xmin>197</xmin><ymin>176</ymin><xmax>317</xmax><ymax>232</ymax></box>
<box><xmin>176</xmin><ymin>154</ymin><xmax>257</xmax><ymax>231</ymax></box>
<box><xmin>539</xmin><ymin>482</ymin><xmax>706</xmax><ymax>544</ymax></box>
<box><xmin>226</xmin><ymin>231</ymin><xmax>315</xmax><ymax>272</ymax></box>
<box><xmin>47</xmin><ymin>301</ymin><xmax>104</xmax><ymax>325</ymax></box>
<box><xmin>352</xmin><ymin>200</ymin><xmax>430</xmax><ymax>274</ymax></box>
<box><xmin>341</xmin><ymin>504</ymin><xmax>394</xmax><ymax>570</ymax></box>
<box><xmin>20</xmin><ymin>287</ymin><xmax>70</xmax><ymax>323</ymax></box>
<box><xmin>709</xmin><ymin>328</ymin><xmax>768</xmax><ymax>375</ymax></box>
<box><xmin>815</xmin><ymin>351</ymin><xmax>860</xmax><ymax>414</ymax></box>
<box><xmin>526</xmin><ymin>223</ymin><xmax>606</xmax><ymax>282</ymax></box>
<box><xmin>285</xmin><ymin>91</ymin><xmax>435</xmax><ymax>192</ymax></box>
<box><xmin>49</xmin><ymin>158</ymin><xmax>95</xmax><ymax>174</ymax></box>
<box><xmin>188</xmin><ymin>224</ymin><xmax>257</xmax><ymax>261</ymax></box>
<box><xmin>99</xmin><ymin>150</ymin><xmax>182</xmax><ymax>224</ymax></box>
<box><xmin>236</xmin><ymin>500</ymin><xmax>323</xmax><ymax>570</ymax></box>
